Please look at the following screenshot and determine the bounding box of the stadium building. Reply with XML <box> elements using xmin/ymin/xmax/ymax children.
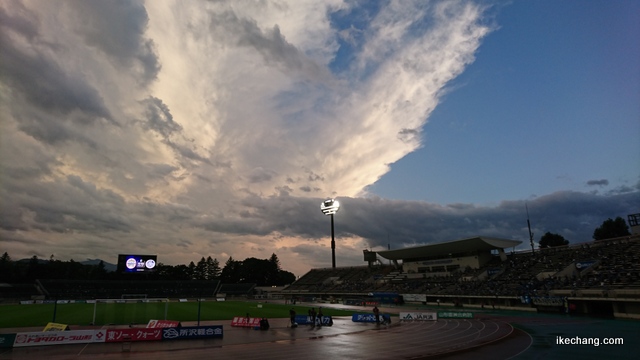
<box><xmin>283</xmin><ymin>233</ymin><xmax>640</xmax><ymax>319</ymax></box>
<box><xmin>371</xmin><ymin>236</ymin><xmax>521</xmax><ymax>273</ymax></box>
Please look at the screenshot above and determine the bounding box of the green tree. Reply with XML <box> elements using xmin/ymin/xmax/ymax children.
<box><xmin>26</xmin><ymin>255</ymin><xmax>42</xmax><ymax>280</ymax></box>
<box><xmin>171</xmin><ymin>264</ymin><xmax>192</xmax><ymax>280</ymax></box>
<box><xmin>220</xmin><ymin>257</ymin><xmax>241</xmax><ymax>283</ymax></box>
<box><xmin>195</xmin><ymin>257</ymin><xmax>208</xmax><ymax>280</ymax></box>
<box><xmin>188</xmin><ymin>261</ymin><xmax>197</xmax><ymax>279</ymax></box>
<box><xmin>593</xmin><ymin>217</ymin><xmax>631</xmax><ymax>240</ymax></box>
<box><xmin>277</xmin><ymin>270</ymin><xmax>296</xmax><ymax>285</ymax></box>
<box><xmin>269</xmin><ymin>253</ymin><xmax>281</xmax><ymax>270</ymax></box>
<box><xmin>266</xmin><ymin>253</ymin><xmax>281</xmax><ymax>285</ymax></box>
<box><xmin>206</xmin><ymin>256</ymin><xmax>221</xmax><ymax>279</ymax></box>
<box><xmin>0</xmin><ymin>252</ymin><xmax>11</xmax><ymax>262</ymax></box>
<box><xmin>539</xmin><ymin>232</ymin><xmax>569</xmax><ymax>248</ymax></box>
<box><xmin>0</xmin><ymin>252</ymin><xmax>13</xmax><ymax>282</ymax></box>
<box><xmin>239</xmin><ymin>257</ymin><xmax>272</xmax><ymax>285</ymax></box>
<box><xmin>89</xmin><ymin>260</ymin><xmax>108</xmax><ymax>280</ymax></box>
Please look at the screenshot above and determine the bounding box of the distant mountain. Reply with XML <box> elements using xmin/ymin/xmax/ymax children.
<box><xmin>81</xmin><ymin>259</ymin><xmax>117</xmax><ymax>272</ymax></box>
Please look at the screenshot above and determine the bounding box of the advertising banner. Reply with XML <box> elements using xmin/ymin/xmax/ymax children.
<box><xmin>0</xmin><ymin>334</ymin><xmax>16</xmax><ymax>348</ymax></box>
<box><xmin>575</xmin><ymin>261</ymin><xmax>597</xmax><ymax>271</ymax></box>
<box><xmin>401</xmin><ymin>294</ymin><xmax>426</xmax><ymax>302</ymax></box>
<box><xmin>13</xmin><ymin>330</ymin><xmax>107</xmax><ymax>347</ymax></box>
<box><xmin>293</xmin><ymin>315</ymin><xmax>333</xmax><ymax>326</ymax></box>
<box><xmin>351</xmin><ymin>313</ymin><xmax>391</xmax><ymax>323</ymax></box>
<box><xmin>146</xmin><ymin>320</ymin><xmax>181</xmax><ymax>328</ymax></box>
<box><xmin>532</xmin><ymin>297</ymin><xmax>564</xmax><ymax>306</ymax></box>
<box><xmin>43</xmin><ymin>322</ymin><xmax>70</xmax><ymax>331</ymax></box>
<box><xmin>231</xmin><ymin>317</ymin><xmax>261</xmax><ymax>327</ymax></box>
<box><xmin>105</xmin><ymin>328</ymin><xmax>162</xmax><ymax>343</ymax></box>
<box><xmin>399</xmin><ymin>312</ymin><xmax>437</xmax><ymax>321</ymax></box>
<box><xmin>437</xmin><ymin>312</ymin><xmax>473</xmax><ymax>319</ymax></box>
<box><xmin>162</xmin><ymin>325</ymin><xmax>223</xmax><ymax>340</ymax></box>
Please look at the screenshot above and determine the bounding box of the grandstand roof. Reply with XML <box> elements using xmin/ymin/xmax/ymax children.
<box><xmin>376</xmin><ymin>236</ymin><xmax>522</xmax><ymax>261</ymax></box>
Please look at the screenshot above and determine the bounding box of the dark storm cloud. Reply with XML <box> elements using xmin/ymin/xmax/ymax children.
<box><xmin>0</xmin><ymin>163</ymin><xmax>205</xmax><ymax>238</ymax></box>
<box><xmin>146</xmin><ymin>163</ymin><xmax>180</xmax><ymax>178</ymax></box>
<box><xmin>240</xmin><ymin>23</ymin><xmax>315</xmax><ymax>74</ymax></box>
<box><xmin>248</xmin><ymin>168</ymin><xmax>275</xmax><ymax>183</ymax></box>
<box><xmin>587</xmin><ymin>179</ymin><xmax>609</xmax><ymax>187</ymax></box>
<box><xmin>194</xmin><ymin>190</ymin><xmax>639</xmax><ymax>250</ymax></box>
<box><xmin>194</xmin><ymin>195</ymin><xmax>321</xmax><ymax>237</ymax></box>
<box><xmin>69</xmin><ymin>0</ymin><xmax>160</xmax><ymax>85</ymax></box>
<box><xmin>0</xmin><ymin>174</ymin><xmax>132</xmax><ymax>234</ymax></box>
<box><xmin>167</xmin><ymin>143</ymin><xmax>212</xmax><ymax>164</ymax></box>
<box><xmin>341</xmin><ymin>190</ymin><xmax>640</xmax><ymax>247</ymax></box>
<box><xmin>397</xmin><ymin>127</ymin><xmax>420</xmax><ymax>143</ymax></box>
<box><xmin>0</xmin><ymin>198</ymin><xmax>28</xmax><ymax>231</ymax></box>
<box><xmin>141</xmin><ymin>97</ymin><xmax>183</xmax><ymax>138</ymax></box>
<box><xmin>15</xmin><ymin>112</ymin><xmax>101</xmax><ymax>148</ymax></box>
<box><xmin>139</xmin><ymin>97</ymin><xmax>211</xmax><ymax>164</ymax></box>
<box><xmin>606</xmin><ymin>180</ymin><xmax>640</xmax><ymax>195</ymax></box>
<box><xmin>307</xmin><ymin>170</ymin><xmax>324</xmax><ymax>182</ymax></box>
<box><xmin>207</xmin><ymin>9</ymin><xmax>331</xmax><ymax>82</ymax></box>
<box><xmin>130</xmin><ymin>199</ymin><xmax>198</xmax><ymax>224</ymax></box>
<box><xmin>0</xmin><ymin>3</ymin><xmax>116</xmax><ymax>146</ymax></box>
<box><xmin>0</xmin><ymin>28</ymin><xmax>112</xmax><ymax>122</ymax></box>
<box><xmin>0</xmin><ymin>2</ymin><xmax>38</xmax><ymax>40</ymax></box>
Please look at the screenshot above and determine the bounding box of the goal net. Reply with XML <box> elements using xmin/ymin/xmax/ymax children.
<box><xmin>91</xmin><ymin>298</ymin><xmax>169</xmax><ymax>326</ymax></box>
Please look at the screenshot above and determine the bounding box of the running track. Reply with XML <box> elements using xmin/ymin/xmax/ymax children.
<box><xmin>0</xmin><ymin>316</ymin><xmax>531</xmax><ymax>359</ymax></box>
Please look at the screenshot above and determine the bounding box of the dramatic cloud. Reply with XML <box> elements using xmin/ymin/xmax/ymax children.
<box><xmin>587</xmin><ymin>179</ymin><xmax>609</xmax><ymax>187</ymax></box>
<box><xmin>1</xmin><ymin>1</ymin><xmax>637</xmax><ymax>276</ymax></box>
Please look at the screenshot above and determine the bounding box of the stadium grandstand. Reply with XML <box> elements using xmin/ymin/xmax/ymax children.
<box><xmin>0</xmin><ymin>283</ymin><xmax>40</xmax><ymax>301</ymax></box>
<box><xmin>282</xmin><ymin>234</ymin><xmax>640</xmax><ymax>319</ymax></box>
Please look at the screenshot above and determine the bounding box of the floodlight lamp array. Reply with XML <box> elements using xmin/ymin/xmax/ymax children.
<box><xmin>321</xmin><ymin>199</ymin><xmax>340</xmax><ymax>215</ymax></box>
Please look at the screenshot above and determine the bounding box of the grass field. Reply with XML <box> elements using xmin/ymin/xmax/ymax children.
<box><xmin>0</xmin><ymin>301</ymin><xmax>356</xmax><ymax>328</ymax></box>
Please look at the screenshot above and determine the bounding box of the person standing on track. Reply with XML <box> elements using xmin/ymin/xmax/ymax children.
<box><xmin>373</xmin><ymin>305</ymin><xmax>380</xmax><ymax>325</ymax></box>
<box><xmin>289</xmin><ymin>308</ymin><xmax>297</xmax><ymax>328</ymax></box>
<box><xmin>309</xmin><ymin>307</ymin><xmax>317</xmax><ymax>326</ymax></box>
<box><xmin>317</xmin><ymin>307</ymin><xmax>323</xmax><ymax>327</ymax></box>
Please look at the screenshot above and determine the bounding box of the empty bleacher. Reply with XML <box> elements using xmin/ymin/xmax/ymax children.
<box><xmin>0</xmin><ymin>283</ymin><xmax>41</xmax><ymax>302</ymax></box>
<box><xmin>283</xmin><ymin>236</ymin><xmax>640</xmax><ymax>300</ymax></box>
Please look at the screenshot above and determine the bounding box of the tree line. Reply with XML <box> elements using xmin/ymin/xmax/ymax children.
<box><xmin>0</xmin><ymin>252</ymin><xmax>296</xmax><ymax>286</ymax></box>
<box><xmin>539</xmin><ymin>216</ymin><xmax>632</xmax><ymax>248</ymax></box>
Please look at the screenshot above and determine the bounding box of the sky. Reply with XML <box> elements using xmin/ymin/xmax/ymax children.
<box><xmin>1</xmin><ymin>0</ymin><xmax>638</xmax><ymax>278</ymax></box>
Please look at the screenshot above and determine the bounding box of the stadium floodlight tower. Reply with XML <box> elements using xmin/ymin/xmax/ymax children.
<box><xmin>321</xmin><ymin>198</ymin><xmax>340</xmax><ymax>268</ymax></box>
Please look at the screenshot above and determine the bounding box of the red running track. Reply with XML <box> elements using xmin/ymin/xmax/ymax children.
<box><xmin>0</xmin><ymin>317</ymin><xmax>531</xmax><ymax>360</ymax></box>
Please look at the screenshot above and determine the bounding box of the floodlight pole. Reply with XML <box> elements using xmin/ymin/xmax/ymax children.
<box><xmin>321</xmin><ymin>198</ymin><xmax>340</xmax><ymax>269</ymax></box>
<box><xmin>331</xmin><ymin>213</ymin><xmax>336</xmax><ymax>268</ymax></box>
